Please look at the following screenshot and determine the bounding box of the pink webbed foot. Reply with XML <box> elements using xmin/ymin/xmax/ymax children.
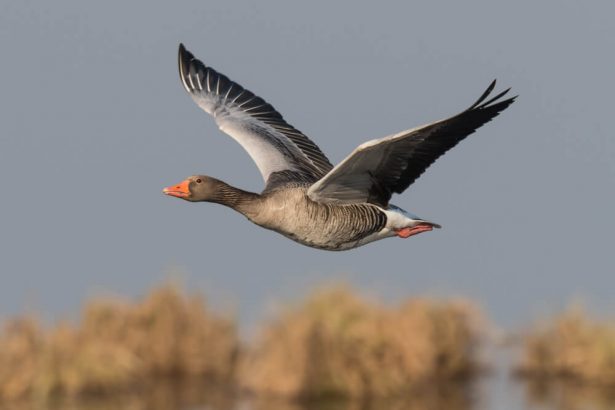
<box><xmin>395</xmin><ymin>224</ymin><xmax>433</xmax><ymax>238</ymax></box>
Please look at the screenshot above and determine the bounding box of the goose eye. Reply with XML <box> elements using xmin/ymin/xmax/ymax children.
<box><xmin>196</xmin><ymin>178</ymin><xmax>202</xmax><ymax>183</ymax></box>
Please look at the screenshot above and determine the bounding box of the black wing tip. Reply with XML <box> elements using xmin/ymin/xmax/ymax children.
<box><xmin>178</xmin><ymin>43</ymin><xmax>193</xmax><ymax>66</ymax></box>
<box><xmin>469</xmin><ymin>79</ymin><xmax>517</xmax><ymax>111</ymax></box>
<box><xmin>178</xmin><ymin>44</ymin><xmax>189</xmax><ymax>91</ymax></box>
<box><xmin>178</xmin><ymin>43</ymin><xmax>201</xmax><ymax>93</ymax></box>
<box><xmin>178</xmin><ymin>43</ymin><xmax>191</xmax><ymax>57</ymax></box>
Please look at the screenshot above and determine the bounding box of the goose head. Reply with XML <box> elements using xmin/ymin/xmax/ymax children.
<box><xmin>163</xmin><ymin>175</ymin><xmax>221</xmax><ymax>202</ymax></box>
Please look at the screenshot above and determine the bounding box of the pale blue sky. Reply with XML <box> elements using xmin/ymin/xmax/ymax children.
<box><xmin>1</xmin><ymin>1</ymin><xmax>614</xmax><ymax>331</ymax></box>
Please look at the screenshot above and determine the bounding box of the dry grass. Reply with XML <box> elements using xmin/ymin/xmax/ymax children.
<box><xmin>240</xmin><ymin>284</ymin><xmax>483</xmax><ymax>399</ymax></box>
<box><xmin>0</xmin><ymin>284</ymin><xmax>238</xmax><ymax>401</ymax></box>
<box><xmin>0</xmin><ymin>282</ymin><xmax>484</xmax><ymax>404</ymax></box>
<box><xmin>517</xmin><ymin>306</ymin><xmax>615</xmax><ymax>385</ymax></box>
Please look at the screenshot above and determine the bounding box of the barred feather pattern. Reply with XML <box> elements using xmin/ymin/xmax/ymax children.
<box><xmin>300</xmin><ymin>199</ymin><xmax>387</xmax><ymax>249</ymax></box>
<box><xmin>232</xmin><ymin>186</ymin><xmax>388</xmax><ymax>251</ymax></box>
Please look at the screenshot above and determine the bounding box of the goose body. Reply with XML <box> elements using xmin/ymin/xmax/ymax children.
<box><xmin>242</xmin><ymin>186</ymin><xmax>389</xmax><ymax>251</ymax></box>
<box><xmin>164</xmin><ymin>44</ymin><xmax>516</xmax><ymax>251</ymax></box>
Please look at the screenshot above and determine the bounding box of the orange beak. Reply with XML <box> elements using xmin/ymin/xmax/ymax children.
<box><xmin>163</xmin><ymin>179</ymin><xmax>191</xmax><ymax>198</ymax></box>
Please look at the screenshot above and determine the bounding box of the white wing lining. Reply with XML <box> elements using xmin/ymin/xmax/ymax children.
<box><xmin>178</xmin><ymin>44</ymin><xmax>333</xmax><ymax>185</ymax></box>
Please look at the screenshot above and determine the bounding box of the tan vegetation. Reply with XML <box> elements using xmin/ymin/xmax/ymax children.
<box><xmin>517</xmin><ymin>306</ymin><xmax>615</xmax><ymax>385</ymax></box>
<box><xmin>240</xmin><ymin>285</ymin><xmax>482</xmax><ymax>399</ymax></box>
<box><xmin>0</xmin><ymin>282</ymin><xmax>485</xmax><ymax>405</ymax></box>
<box><xmin>7</xmin><ymin>281</ymin><xmax>615</xmax><ymax>408</ymax></box>
<box><xmin>0</xmin><ymin>284</ymin><xmax>238</xmax><ymax>401</ymax></box>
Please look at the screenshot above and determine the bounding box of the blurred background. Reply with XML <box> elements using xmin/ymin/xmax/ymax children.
<box><xmin>1</xmin><ymin>1</ymin><xmax>614</xmax><ymax>409</ymax></box>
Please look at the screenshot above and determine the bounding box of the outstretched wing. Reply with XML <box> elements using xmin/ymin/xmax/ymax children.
<box><xmin>308</xmin><ymin>80</ymin><xmax>516</xmax><ymax>207</ymax></box>
<box><xmin>178</xmin><ymin>44</ymin><xmax>333</xmax><ymax>187</ymax></box>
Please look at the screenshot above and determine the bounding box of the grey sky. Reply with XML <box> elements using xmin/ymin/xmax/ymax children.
<box><xmin>1</xmin><ymin>1</ymin><xmax>613</xmax><ymax>332</ymax></box>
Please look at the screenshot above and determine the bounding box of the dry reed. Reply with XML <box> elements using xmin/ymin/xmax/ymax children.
<box><xmin>240</xmin><ymin>284</ymin><xmax>482</xmax><ymax>399</ymax></box>
<box><xmin>0</xmin><ymin>282</ymin><xmax>484</xmax><ymax>404</ymax></box>
<box><xmin>0</xmin><ymin>284</ymin><xmax>238</xmax><ymax>401</ymax></box>
<box><xmin>517</xmin><ymin>306</ymin><xmax>615</xmax><ymax>385</ymax></box>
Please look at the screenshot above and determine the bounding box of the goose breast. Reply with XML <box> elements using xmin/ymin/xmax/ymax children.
<box><xmin>249</xmin><ymin>188</ymin><xmax>387</xmax><ymax>250</ymax></box>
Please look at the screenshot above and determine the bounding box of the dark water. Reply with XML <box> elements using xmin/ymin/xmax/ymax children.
<box><xmin>5</xmin><ymin>348</ymin><xmax>615</xmax><ymax>410</ymax></box>
<box><xmin>6</xmin><ymin>378</ymin><xmax>614</xmax><ymax>410</ymax></box>
<box><xmin>4</xmin><ymin>380</ymin><xmax>615</xmax><ymax>410</ymax></box>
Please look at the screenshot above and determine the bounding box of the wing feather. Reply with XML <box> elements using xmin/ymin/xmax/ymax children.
<box><xmin>308</xmin><ymin>81</ymin><xmax>516</xmax><ymax>206</ymax></box>
<box><xmin>178</xmin><ymin>44</ymin><xmax>333</xmax><ymax>187</ymax></box>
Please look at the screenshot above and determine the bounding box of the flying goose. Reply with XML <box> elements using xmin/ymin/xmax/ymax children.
<box><xmin>164</xmin><ymin>44</ymin><xmax>516</xmax><ymax>251</ymax></box>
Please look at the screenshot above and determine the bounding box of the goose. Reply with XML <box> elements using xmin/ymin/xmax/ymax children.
<box><xmin>164</xmin><ymin>44</ymin><xmax>516</xmax><ymax>251</ymax></box>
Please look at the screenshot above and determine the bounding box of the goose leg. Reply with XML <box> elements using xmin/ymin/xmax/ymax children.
<box><xmin>395</xmin><ymin>224</ymin><xmax>433</xmax><ymax>238</ymax></box>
